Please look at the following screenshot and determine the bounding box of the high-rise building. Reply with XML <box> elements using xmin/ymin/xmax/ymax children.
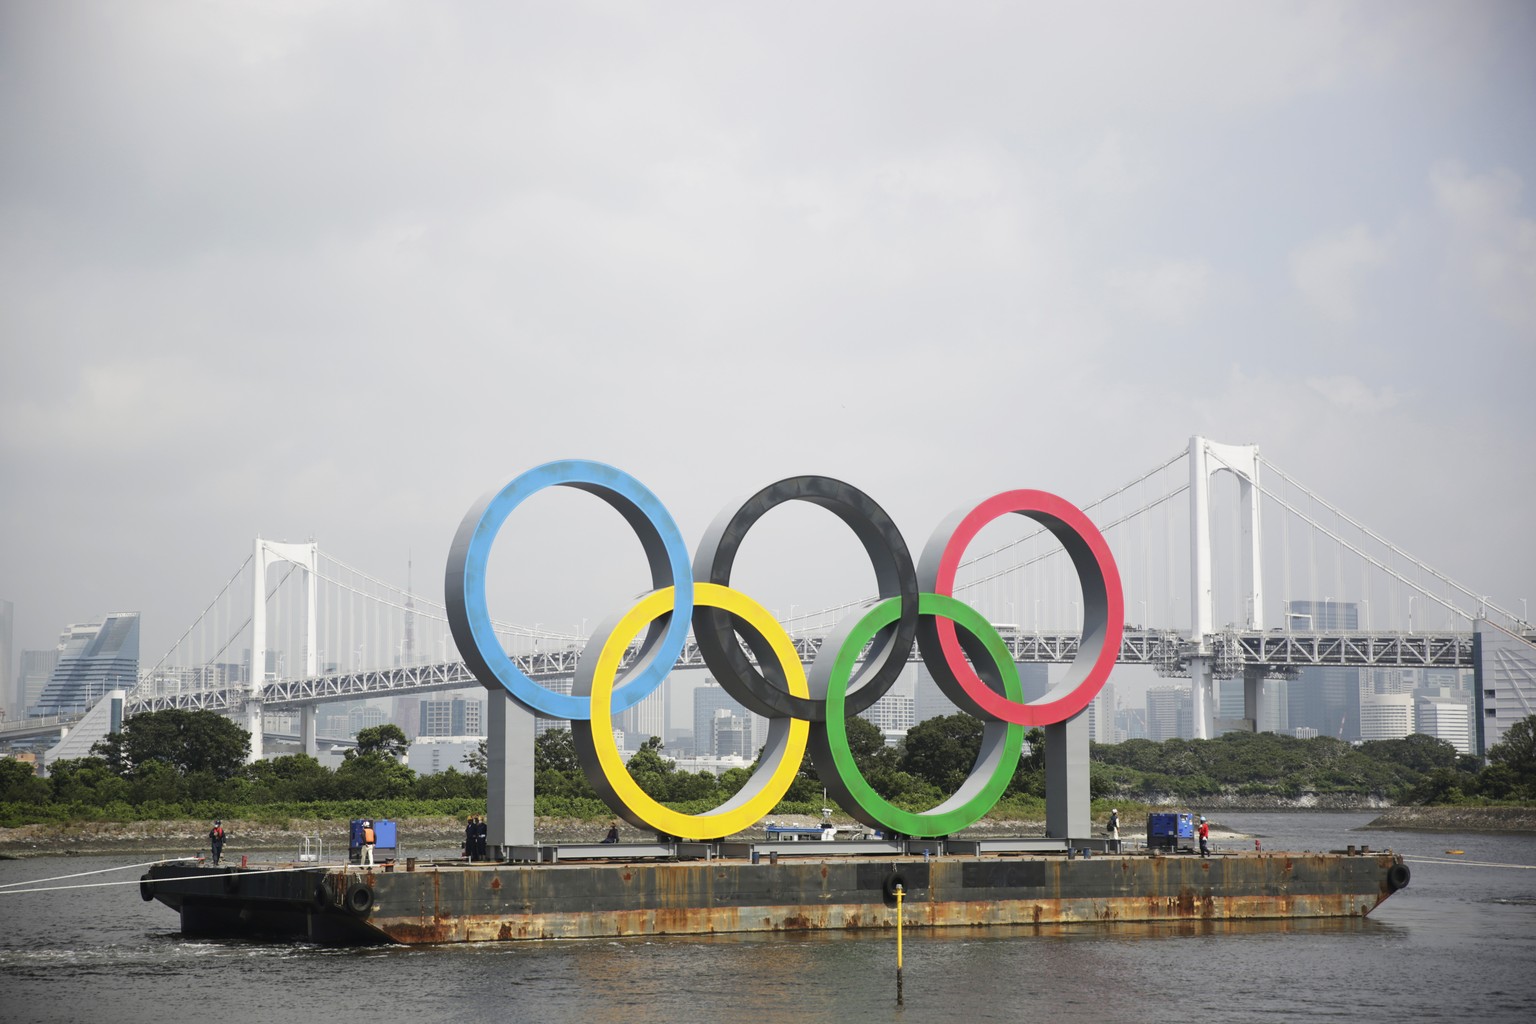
<box><xmin>534</xmin><ymin>677</ymin><xmax>575</xmax><ymax>738</ymax></box>
<box><xmin>850</xmin><ymin>663</ymin><xmax>916</xmax><ymax>734</ymax></box>
<box><xmin>18</xmin><ymin>649</ymin><xmax>59</xmax><ymax>719</ymax></box>
<box><xmin>1475</xmin><ymin>621</ymin><xmax>1536</xmax><ymax>755</ymax></box>
<box><xmin>860</xmin><ymin>692</ymin><xmax>915</xmax><ymax>733</ymax></box>
<box><xmin>1417</xmin><ymin>696</ymin><xmax>1472</xmax><ymax>755</ymax></box>
<box><xmin>348</xmin><ymin>704</ymin><xmax>389</xmax><ymax>736</ymax></box>
<box><xmin>693</xmin><ymin>680</ymin><xmax>747</xmax><ymax>757</ymax></box>
<box><xmin>1115</xmin><ymin>705</ymin><xmax>1147</xmax><ymax>741</ymax></box>
<box><xmin>1359</xmin><ymin>693</ymin><xmax>1415</xmax><ymax>741</ymax></box>
<box><xmin>914</xmin><ymin>661</ymin><xmax>1047</xmax><ymax>724</ymax></box>
<box><xmin>1092</xmin><ymin>682</ymin><xmax>1117</xmax><ymax>743</ymax></box>
<box><xmin>1146</xmin><ymin>685</ymin><xmax>1191</xmax><ymax>741</ymax></box>
<box><xmin>616</xmin><ymin>678</ymin><xmax>669</xmax><ymax>749</ymax></box>
<box><xmin>710</xmin><ymin>708</ymin><xmax>753</xmax><ymax>759</ymax></box>
<box><xmin>419</xmin><ymin>697</ymin><xmax>485</xmax><ymax>737</ymax></box>
<box><xmin>29</xmin><ymin>613</ymin><xmax>140</xmax><ymax>717</ymax></box>
<box><xmin>395</xmin><ymin>697</ymin><xmax>422</xmax><ymax>741</ymax></box>
<box><xmin>408</xmin><ymin>737</ymin><xmax>479</xmax><ymax>775</ymax></box>
<box><xmin>1285</xmin><ymin>600</ymin><xmax>1363</xmax><ymax>740</ymax></box>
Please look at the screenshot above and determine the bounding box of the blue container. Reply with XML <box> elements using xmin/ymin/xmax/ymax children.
<box><xmin>1147</xmin><ymin>812</ymin><xmax>1195</xmax><ymax>849</ymax></box>
<box><xmin>348</xmin><ymin>818</ymin><xmax>399</xmax><ymax>863</ymax></box>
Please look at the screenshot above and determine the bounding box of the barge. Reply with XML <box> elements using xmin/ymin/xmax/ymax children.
<box><xmin>139</xmin><ymin>839</ymin><xmax>1411</xmax><ymax>945</ymax></box>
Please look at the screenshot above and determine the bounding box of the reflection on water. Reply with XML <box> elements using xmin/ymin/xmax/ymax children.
<box><xmin>2</xmin><ymin>812</ymin><xmax>1533</xmax><ymax>1024</ymax></box>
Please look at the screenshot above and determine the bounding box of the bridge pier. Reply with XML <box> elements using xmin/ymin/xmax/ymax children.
<box><xmin>1190</xmin><ymin>657</ymin><xmax>1216</xmax><ymax>740</ymax></box>
<box><xmin>1243</xmin><ymin>666</ymin><xmax>1281</xmax><ymax>734</ymax></box>
<box><xmin>243</xmin><ymin>698</ymin><xmax>265</xmax><ymax>762</ymax></box>
<box><xmin>299</xmin><ymin>705</ymin><xmax>319</xmax><ymax>759</ymax></box>
<box><xmin>1044</xmin><ymin>709</ymin><xmax>1089</xmax><ymax>839</ymax></box>
<box><xmin>487</xmin><ymin>690</ymin><xmax>535</xmax><ymax>851</ymax></box>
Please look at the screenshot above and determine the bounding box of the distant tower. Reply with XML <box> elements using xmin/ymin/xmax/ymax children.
<box><xmin>403</xmin><ymin>554</ymin><xmax>415</xmax><ymax>666</ymax></box>
<box><xmin>0</xmin><ymin>599</ymin><xmax>12</xmax><ymax>720</ymax></box>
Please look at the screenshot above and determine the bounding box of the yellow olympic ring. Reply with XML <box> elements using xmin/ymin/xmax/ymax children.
<box><xmin>577</xmin><ymin>583</ymin><xmax>809</xmax><ymax>840</ymax></box>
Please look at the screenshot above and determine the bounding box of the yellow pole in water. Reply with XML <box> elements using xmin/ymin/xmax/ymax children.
<box><xmin>895</xmin><ymin>883</ymin><xmax>904</xmax><ymax>1004</ymax></box>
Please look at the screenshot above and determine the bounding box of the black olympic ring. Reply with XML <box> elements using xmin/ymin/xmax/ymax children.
<box><xmin>690</xmin><ymin>475</ymin><xmax>919</xmax><ymax>722</ymax></box>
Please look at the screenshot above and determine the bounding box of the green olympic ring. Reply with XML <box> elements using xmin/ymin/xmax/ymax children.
<box><xmin>809</xmin><ymin>593</ymin><xmax>1025</xmax><ymax>838</ymax></box>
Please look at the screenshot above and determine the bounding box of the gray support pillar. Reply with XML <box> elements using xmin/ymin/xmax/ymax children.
<box><xmin>487</xmin><ymin>690</ymin><xmax>535</xmax><ymax>852</ymax></box>
<box><xmin>243</xmin><ymin>699</ymin><xmax>264</xmax><ymax>762</ymax></box>
<box><xmin>300</xmin><ymin>706</ymin><xmax>319</xmax><ymax>759</ymax></box>
<box><xmin>1045</xmin><ymin>709</ymin><xmax>1090</xmax><ymax>840</ymax></box>
<box><xmin>1243</xmin><ymin>667</ymin><xmax>1277</xmax><ymax>734</ymax></box>
<box><xmin>1190</xmin><ymin>658</ymin><xmax>1215</xmax><ymax>740</ymax></box>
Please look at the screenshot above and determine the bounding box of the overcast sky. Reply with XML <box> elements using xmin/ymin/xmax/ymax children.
<box><xmin>2</xmin><ymin>2</ymin><xmax>1533</xmax><ymax>671</ymax></box>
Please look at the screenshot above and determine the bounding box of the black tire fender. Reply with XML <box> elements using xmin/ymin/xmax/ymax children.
<box><xmin>1386</xmin><ymin>862</ymin><xmax>1411</xmax><ymax>892</ymax></box>
<box><xmin>345</xmin><ymin>881</ymin><xmax>374</xmax><ymax>915</ymax></box>
<box><xmin>882</xmin><ymin>872</ymin><xmax>909</xmax><ymax>904</ymax></box>
<box><xmin>139</xmin><ymin>876</ymin><xmax>155</xmax><ymax>902</ymax></box>
<box><xmin>222</xmin><ymin>869</ymin><xmax>241</xmax><ymax>893</ymax></box>
<box><xmin>313</xmin><ymin>878</ymin><xmax>336</xmax><ymax>911</ymax></box>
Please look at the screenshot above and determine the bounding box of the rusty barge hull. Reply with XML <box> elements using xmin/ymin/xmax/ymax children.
<box><xmin>141</xmin><ymin>849</ymin><xmax>1409</xmax><ymax>945</ymax></box>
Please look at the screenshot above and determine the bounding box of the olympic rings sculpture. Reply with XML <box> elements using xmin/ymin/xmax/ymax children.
<box><xmin>445</xmin><ymin>460</ymin><xmax>1123</xmax><ymax>841</ymax></box>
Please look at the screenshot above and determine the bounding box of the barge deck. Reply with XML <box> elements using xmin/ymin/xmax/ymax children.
<box><xmin>140</xmin><ymin>840</ymin><xmax>1410</xmax><ymax>945</ymax></box>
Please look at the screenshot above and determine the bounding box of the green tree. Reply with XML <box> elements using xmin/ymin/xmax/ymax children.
<box><xmin>625</xmin><ymin>737</ymin><xmax>674</xmax><ymax>800</ymax></box>
<box><xmin>902</xmin><ymin>713</ymin><xmax>984</xmax><ymax>792</ymax></box>
<box><xmin>1488</xmin><ymin>715</ymin><xmax>1536</xmax><ymax>785</ymax></box>
<box><xmin>339</xmin><ymin>727</ymin><xmax>415</xmax><ymax>799</ymax></box>
<box><xmin>1405</xmin><ymin>767</ymin><xmax>1466</xmax><ymax>804</ymax></box>
<box><xmin>535</xmin><ymin>729</ymin><xmax>580</xmax><ymax>774</ymax></box>
<box><xmin>334</xmin><ymin>750</ymin><xmax>416</xmax><ymax>799</ymax></box>
<box><xmin>0</xmin><ymin>757</ymin><xmax>49</xmax><ymax>804</ymax></box>
<box><xmin>1359</xmin><ymin>733</ymin><xmax>1459</xmax><ymax>776</ymax></box>
<box><xmin>355</xmin><ymin>724</ymin><xmax>409</xmax><ymax>760</ymax></box>
<box><xmin>414</xmin><ymin>766</ymin><xmax>483</xmax><ymax>799</ymax></box>
<box><xmin>93</xmin><ymin>709</ymin><xmax>250</xmax><ymax>780</ymax></box>
<box><xmin>126</xmin><ymin>759</ymin><xmax>186</xmax><ymax>806</ymax></box>
<box><xmin>245</xmin><ymin>754</ymin><xmax>334</xmax><ymax>802</ymax></box>
<box><xmin>843</xmin><ymin>716</ymin><xmax>908</xmax><ymax>799</ymax></box>
<box><xmin>467</xmin><ymin>739</ymin><xmax>488</xmax><ymax>775</ymax></box>
<box><xmin>665</xmin><ymin>770</ymin><xmax>720</xmax><ymax>802</ymax></box>
<box><xmin>48</xmin><ymin>757</ymin><xmax>130</xmax><ymax>805</ymax></box>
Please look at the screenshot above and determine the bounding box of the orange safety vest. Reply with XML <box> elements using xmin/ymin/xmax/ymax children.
<box><xmin>362</xmin><ymin>826</ymin><xmax>375</xmax><ymax>845</ymax></box>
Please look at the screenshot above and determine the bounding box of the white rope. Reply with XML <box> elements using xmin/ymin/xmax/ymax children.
<box><xmin>0</xmin><ymin>856</ymin><xmax>199</xmax><ymax>889</ymax></box>
<box><xmin>0</xmin><ymin>860</ymin><xmax>352</xmax><ymax>896</ymax></box>
<box><xmin>1405</xmin><ymin>855</ymin><xmax>1536</xmax><ymax>870</ymax></box>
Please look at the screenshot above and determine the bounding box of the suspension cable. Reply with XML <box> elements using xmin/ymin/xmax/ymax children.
<box><xmin>1251</xmin><ymin>470</ymin><xmax>1472</xmax><ymax>623</ymax></box>
<box><xmin>143</xmin><ymin>554</ymin><xmax>254</xmax><ymax>676</ymax></box>
<box><xmin>1258</xmin><ymin>456</ymin><xmax>1514</xmax><ymax>621</ymax></box>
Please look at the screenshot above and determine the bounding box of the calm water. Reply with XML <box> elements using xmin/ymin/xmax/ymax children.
<box><xmin>2</xmin><ymin>812</ymin><xmax>1533</xmax><ymax>1024</ymax></box>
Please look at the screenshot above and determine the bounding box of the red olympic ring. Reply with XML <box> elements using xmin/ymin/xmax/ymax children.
<box><xmin>916</xmin><ymin>490</ymin><xmax>1124</xmax><ymax>726</ymax></box>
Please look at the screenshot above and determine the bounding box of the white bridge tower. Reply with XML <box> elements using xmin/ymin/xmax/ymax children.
<box><xmin>1187</xmin><ymin>436</ymin><xmax>1266</xmax><ymax>739</ymax></box>
<box><xmin>247</xmin><ymin>538</ymin><xmax>318</xmax><ymax>761</ymax></box>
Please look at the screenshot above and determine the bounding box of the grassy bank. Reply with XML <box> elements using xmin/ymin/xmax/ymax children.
<box><xmin>1362</xmin><ymin>805</ymin><xmax>1536</xmax><ymax>833</ymax></box>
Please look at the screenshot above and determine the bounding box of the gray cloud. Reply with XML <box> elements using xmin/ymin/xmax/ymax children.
<box><xmin>2</xmin><ymin>1</ymin><xmax>1533</xmax><ymax>668</ymax></box>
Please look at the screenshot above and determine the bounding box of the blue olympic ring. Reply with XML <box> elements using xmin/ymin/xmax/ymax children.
<box><xmin>444</xmin><ymin>460</ymin><xmax>694</xmax><ymax>720</ymax></box>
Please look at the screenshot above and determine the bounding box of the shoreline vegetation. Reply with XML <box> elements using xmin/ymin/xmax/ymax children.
<box><xmin>2</xmin><ymin>803</ymin><xmax>1531</xmax><ymax>859</ymax></box>
<box><xmin>5</xmin><ymin>712</ymin><xmax>1531</xmax><ymax>857</ymax></box>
